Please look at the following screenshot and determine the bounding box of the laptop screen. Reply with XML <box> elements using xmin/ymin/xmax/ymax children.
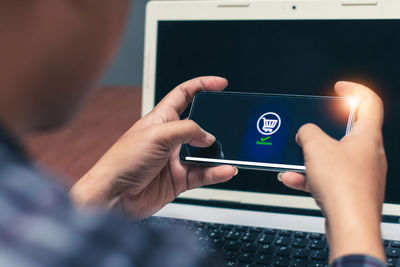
<box><xmin>154</xmin><ymin>20</ymin><xmax>400</xmax><ymax>206</ymax></box>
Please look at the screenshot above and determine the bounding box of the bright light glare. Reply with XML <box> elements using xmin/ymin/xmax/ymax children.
<box><xmin>349</xmin><ymin>97</ymin><xmax>358</xmax><ymax>107</ymax></box>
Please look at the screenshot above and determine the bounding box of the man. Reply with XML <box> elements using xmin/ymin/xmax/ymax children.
<box><xmin>0</xmin><ymin>1</ymin><xmax>387</xmax><ymax>266</ymax></box>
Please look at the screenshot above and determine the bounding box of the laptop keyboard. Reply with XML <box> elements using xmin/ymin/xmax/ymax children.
<box><xmin>138</xmin><ymin>216</ymin><xmax>397</xmax><ymax>267</ymax></box>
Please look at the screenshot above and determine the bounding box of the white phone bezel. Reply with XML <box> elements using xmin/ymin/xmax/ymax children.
<box><xmin>181</xmin><ymin>93</ymin><xmax>356</xmax><ymax>173</ymax></box>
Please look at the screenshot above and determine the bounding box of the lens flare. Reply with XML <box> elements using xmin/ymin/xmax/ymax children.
<box><xmin>349</xmin><ymin>97</ymin><xmax>358</xmax><ymax>108</ymax></box>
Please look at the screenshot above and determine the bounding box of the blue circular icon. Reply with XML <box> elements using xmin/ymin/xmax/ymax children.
<box><xmin>257</xmin><ymin>112</ymin><xmax>281</xmax><ymax>135</ymax></box>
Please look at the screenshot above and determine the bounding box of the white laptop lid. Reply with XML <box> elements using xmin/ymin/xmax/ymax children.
<box><xmin>142</xmin><ymin>0</ymin><xmax>400</xmax><ymax>219</ymax></box>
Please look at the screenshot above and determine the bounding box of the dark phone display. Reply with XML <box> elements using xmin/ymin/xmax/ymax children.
<box><xmin>181</xmin><ymin>92</ymin><xmax>352</xmax><ymax>170</ymax></box>
<box><xmin>155</xmin><ymin>20</ymin><xmax>400</xmax><ymax>203</ymax></box>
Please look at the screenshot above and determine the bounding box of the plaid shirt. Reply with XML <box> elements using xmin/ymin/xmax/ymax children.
<box><xmin>332</xmin><ymin>255</ymin><xmax>386</xmax><ymax>267</ymax></box>
<box><xmin>0</xmin><ymin>123</ymin><xmax>387</xmax><ymax>267</ymax></box>
<box><xmin>0</xmin><ymin>124</ymin><xmax>210</xmax><ymax>267</ymax></box>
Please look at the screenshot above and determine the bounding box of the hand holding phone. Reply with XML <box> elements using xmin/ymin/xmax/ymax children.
<box><xmin>278</xmin><ymin>82</ymin><xmax>386</xmax><ymax>263</ymax></box>
<box><xmin>180</xmin><ymin>91</ymin><xmax>356</xmax><ymax>172</ymax></box>
<box><xmin>71</xmin><ymin>76</ymin><xmax>237</xmax><ymax>219</ymax></box>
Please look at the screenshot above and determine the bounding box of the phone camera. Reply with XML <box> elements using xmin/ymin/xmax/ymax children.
<box><xmin>292</xmin><ymin>5</ymin><xmax>297</xmax><ymax>10</ymax></box>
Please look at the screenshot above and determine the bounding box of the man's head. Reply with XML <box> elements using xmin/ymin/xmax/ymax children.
<box><xmin>0</xmin><ymin>1</ymin><xmax>130</xmax><ymax>135</ymax></box>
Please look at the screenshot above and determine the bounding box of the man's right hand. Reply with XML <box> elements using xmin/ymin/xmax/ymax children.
<box><xmin>279</xmin><ymin>81</ymin><xmax>387</xmax><ymax>263</ymax></box>
<box><xmin>70</xmin><ymin>76</ymin><xmax>237</xmax><ymax>220</ymax></box>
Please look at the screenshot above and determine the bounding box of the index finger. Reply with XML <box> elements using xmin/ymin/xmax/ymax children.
<box><xmin>154</xmin><ymin>76</ymin><xmax>228</xmax><ymax>117</ymax></box>
<box><xmin>334</xmin><ymin>81</ymin><xmax>384</xmax><ymax>135</ymax></box>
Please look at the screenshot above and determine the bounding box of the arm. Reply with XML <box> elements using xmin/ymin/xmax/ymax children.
<box><xmin>279</xmin><ymin>81</ymin><xmax>387</xmax><ymax>263</ymax></box>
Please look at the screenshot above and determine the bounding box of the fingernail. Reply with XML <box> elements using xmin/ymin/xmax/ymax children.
<box><xmin>206</xmin><ymin>132</ymin><xmax>216</xmax><ymax>144</ymax></box>
<box><xmin>336</xmin><ymin>81</ymin><xmax>348</xmax><ymax>85</ymax></box>
<box><xmin>277</xmin><ymin>172</ymin><xmax>284</xmax><ymax>182</ymax></box>
<box><xmin>233</xmin><ymin>167</ymin><xmax>239</xmax><ymax>176</ymax></box>
<box><xmin>295</xmin><ymin>133</ymin><xmax>299</xmax><ymax>143</ymax></box>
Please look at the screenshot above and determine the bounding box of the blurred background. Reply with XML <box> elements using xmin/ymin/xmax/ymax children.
<box><xmin>25</xmin><ymin>1</ymin><xmax>148</xmax><ymax>182</ymax></box>
<box><xmin>101</xmin><ymin>0</ymin><xmax>147</xmax><ymax>87</ymax></box>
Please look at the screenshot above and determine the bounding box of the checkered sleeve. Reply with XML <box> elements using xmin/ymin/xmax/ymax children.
<box><xmin>0</xmin><ymin>160</ymin><xmax>214</xmax><ymax>267</ymax></box>
<box><xmin>332</xmin><ymin>255</ymin><xmax>387</xmax><ymax>267</ymax></box>
<box><xmin>0</xmin><ymin>122</ymin><xmax>218</xmax><ymax>267</ymax></box>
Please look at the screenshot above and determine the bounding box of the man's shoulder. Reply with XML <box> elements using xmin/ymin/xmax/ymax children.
<box><xmin>0</xmin><ymin>157</ymin><xmax>69</xmax><ymax>210</ymax></box>
<box><xmin>0</xmin><ymin>158</ymin><xmax>129</xmax><ymax>265</ymax></box>
<box><xmin>0</xmin><ymin>159</ymin><xmax>208</xmax><ymax>267</ymax></box>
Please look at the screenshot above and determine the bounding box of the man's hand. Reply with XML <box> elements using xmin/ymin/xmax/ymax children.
<box><xmin>70</xmin><ymin>76</ymin><xmax>237</xmax><ymax>219</ymax></box>
<box><xmin>279</xmin><ymin>82</ymin><xmax>387</xmax><ymax>263</ymax></box>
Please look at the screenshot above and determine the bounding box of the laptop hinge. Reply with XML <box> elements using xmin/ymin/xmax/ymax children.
<box><xmin>341</xmin><ymin>0</ymin><xmax>378</xmax><ymax>6</ymax></box>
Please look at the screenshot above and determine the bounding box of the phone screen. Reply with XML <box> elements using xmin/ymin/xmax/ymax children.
<box><xmin>180</xmin><ymin>91</ymin><xmax>355</xmax><ymax>172</ymax></box>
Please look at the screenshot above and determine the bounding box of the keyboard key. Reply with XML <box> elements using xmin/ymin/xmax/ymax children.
<box><xmin>249</xmin><ymin>227</ymin><xmax>263</xmax><ymax>233</ymax></box>
<box><xmin>309</xmin><ymin>240</ymin><xmax>326</xmax><ymax>250</ymax></box>
<box><xmin>387</xmin><ymin>257</ymin><xmax>397</xmax><ymax>267</ymax></box>
<box><xmin>238</xmin><ymin>264</ymin><xmax>264</xmax><ymax>267</ymax></box>
<box><xmin>279</xmin><ymin>230</ymin><xmax>293</xmax><ymax>236</ymax></box>
<box><xmin>258</xmin><ymin>234</ymin><xmax>274</xmax><ymax>244</ymax></box>
<box><xmin>309</xmin><ymin>233</ymin><xmax>323</xmax><ymax>240</ymax></box>
<box><xmin>386</xmin><ymin>247</ymin><xmax>400</xmax><ymax>258</ymax></box>
<box><xmin>293</xmin><ymin>248</ymin><xmax>311</xmax><ymax>259</ymax></box>
<box><xmin>309</xmin><ymin>261</ymin><xmax>327</xmax><ymax>267</ymax></box>
<box><xmin>294</xmin><ymin>232</ymin><xmax>307</xmax><ymax>238</ymax></box>
<box><xmin>311</xmin><ymin>250</ymin><xmax>328</xmax><ymax>261</ymax></box>
<box><xmin>256</xmin><ymin>254</ymin><xmax>273</xmax><ymax>265</ymax></box>
<box><xmin>211</xmin><ymin>238</ymin><xmax>225</xmax><ymax>248</ymax></box>
<box><xmin>225</xmin><ymin>261</ymin><xmax>238</xmax><ymax>266</ymax></box>
<box><xmin>242</xmin><ymin>233</ymin><xmax>258</xmax><ymax>242</ymax></box>
<box><xmin>242</xmin><ymin>242</ymin><xmax>258</xmax><ymax>252</ymax></box>
<box><xmin>273</xmin><ymin>256</ymin><xmax>291</xmax><ymax>266</ymax></box>
<box><xmin>259</xmin><ymin>244</ymin><xmax>275</xmax><ymax>254</ymax></box>
<box><xmin>291</xmin><ymin>259</ymin><xmax>310</xmax><ymax>267</ymax></box>
<box><xmin>238</xmin><ymin>253</ymin><xmax>256</xmax><ymax>263</ymax></box>
<box><xmin>275</xmin><ymin>236</ymin><xmax>292</xmax><ymax>246</ymax></box>
<box><xmin>276</xmin><ymin>247</ymin><xmax>292</xmax><ymax>257</ymax></box>
<box><xmin>222</xmin><ymin>224</ymin><xmax>235</xmax><ymax>230</ymax></box>
<box><xmin>209</xmin><ymin>230</ymin><xmax>225</xmax><ymax>239</ymax></box>
<box><xmin>292</xmin><ymin>238</ymin><xmax>309</xmax><ymax>248</ymax></box>
<box><xmin>226</xmin><ymin>240</ymin><xmax>243</xmax><ymax>250</ymax></box>
<box><xmin>392</xmin><ymin>241</ymin><xmax>400</xmax><ymax>248</ymax></box>
<box><xmin>207</xmin><ymin>223</ymin><xmax>220</xmax><ymax>229</ymax></box>
<box><xmin>236</xmin><ymin>225</ymin><xmax>249</xmax><ymax>232</ymax></box>
<box><xmin>264</xmin><ymin>228</ymin><xmax>277</xmax><ymax>235</ymax></box>
<box><xmin>224</xmin><ymin>251</ymin><xmax>239</xmax><ymax>261</ymax></box>
<box><xmin>195</xmin><ymin>227</ymin><xmax>207</xmax><ymax>236</ymax></box>
<box><xmin>226</xmin><ymin>231</ymin><xmax>242</xmax><ymax>240</ymax></box>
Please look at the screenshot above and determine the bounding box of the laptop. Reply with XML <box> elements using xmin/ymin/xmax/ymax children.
<box><xmin>141</xmin><ymin>0</ymin><xmax>400</xmax><ymax>265</ymax></box>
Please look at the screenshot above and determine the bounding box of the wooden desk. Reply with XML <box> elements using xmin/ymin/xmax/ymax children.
<box><xmin>23</xmin><ymin>86</ymin><xmax>142</xmax><ymax>184</ymax></box>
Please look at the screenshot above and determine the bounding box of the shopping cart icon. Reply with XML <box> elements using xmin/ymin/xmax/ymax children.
<box><xmin>262</xmin><ymin>118</ymin><xmax>278</xmax><ymax>133</ymax></box>
<box><xmin>257</xmin><ymin>112</ymin><xmax>281</xmax><ymax>135</ymax></box>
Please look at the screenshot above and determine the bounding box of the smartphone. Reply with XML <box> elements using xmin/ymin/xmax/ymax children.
<box><xmin>179</xmin><ymin>91</ymin><xmax>356</xmax><ymax>172</ymax></box>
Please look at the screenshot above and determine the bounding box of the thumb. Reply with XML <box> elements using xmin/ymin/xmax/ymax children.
<box><xmin>150</xmin><ymin>120</ymin><xmax>216</xmax><ymax>150</ymax></box>
<box><xmin>296</xmin><ymin>123</ymin><xmax>334</xmax><ymax>151</ymax></box>
<box><xmin>278</xmin><ymin>172</ymin><xmax>310</xmax><ymax>192</ymax></box>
